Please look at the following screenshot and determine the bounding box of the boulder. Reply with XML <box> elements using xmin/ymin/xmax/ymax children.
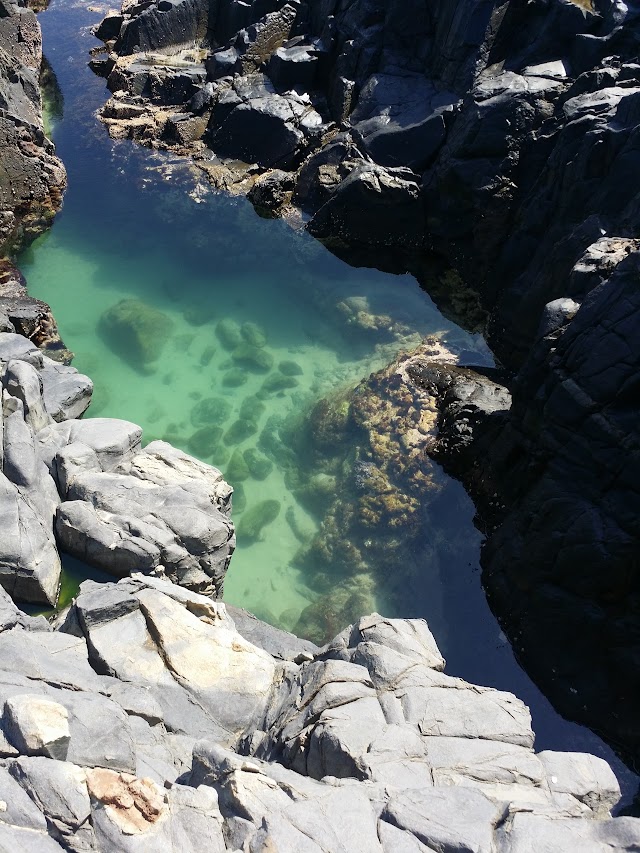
<box><xmin>114</xmin><ymin>0</ymin><xmax>209</xmax><ymax>55</ymax></box>
<box><xmin>55</xmin><ymin>439</ymin><xmax>234</xmax><ymax>596</ymax></box>
<box><xmin>308</xmin><ymin>163</ymin><xmax>425</xmax><ymax>250</ymax></box>
<box><xmin>2</xmin><ymin>696</ymin><xmax>70</xmax><ymax>760</ymax></box>
<box><xmin>99</xmin><ymin>298</ymin><xmax>174</xmax><ymax>370</ymax></box>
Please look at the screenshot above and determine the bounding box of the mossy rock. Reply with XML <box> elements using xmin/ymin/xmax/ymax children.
<box><xmin>232</xmin><ymin>343</ymin><xmax>274</xmax><ymax>373</ymax></box>
<box><xmin>261</xmin><ymin>373</ymin><xmax>299</xmax><ymax>394</ymax></box>
<box><xmin>278</xmin><ymin>359</ymin><xmax>303</xmax><ymax>376</ymax></box>
<box><xmin>243</xmin><ymin>448</ymin><xmax>273</xmax><ymax>480</ymax></box>
<box><xmin>187</xmin><ymin>425</ymin><xmax>223</xmax><ymax>458</ymax></box>
<box><xmin>308</xmin><ymin>394</ymin><xmax>351</xmax><ymax>451</ymax></box>
<box><xmin>215</xmin><ymin>318</ymin><xmax>243</xmax><ymax>350</ymax></box>
<box><xmin>239</xmin><ymin>395</ymin><xmax>266</xmax><ymax>421</ymax></box>
<box><xmin>99</xmin><ymin>298</ymin><xmax>174</xmax><ymax>369</ymax></box>
<box><xmin>292</xmin><ymin>575</ymin><xmax>376</xmax><ymax>644</ymax></box>
<box><xmin>232</xmin><ymin>482</ymin><xmax>247</xmax><ymax>513</ymax></box>
<box><xmin>190</xmin><ymin>397</ymin><xmax>232</xmax><ymax>429</ymax></box>
<box><xmin>237</xmin><ymin>499</ymin><xmax>281</xmax><ymax>542</ymax></box>
<box><xmin>241</xmin><ymin>321</ymin><xmax>267</xmax><ymax>348</ymax></box>
<box><xmin>224</xmin><ymin>417</ymin><xmax>258</xmax><ymax>446</ymax></box>
<box><xmin>226</xmin><ymin>448</ymin><xmax>250</xmax><ymax>482</ymax></box>
<box><xmin>222</xmin><ymin>367</ymin><xmax>248</xmax><ymax>387</ymax></box>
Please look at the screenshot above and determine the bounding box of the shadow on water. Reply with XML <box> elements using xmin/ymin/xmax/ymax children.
<box><xmin>17</xmin><ymin>0</ymin><xmax>639</xmax><ymax>807</ymax></box>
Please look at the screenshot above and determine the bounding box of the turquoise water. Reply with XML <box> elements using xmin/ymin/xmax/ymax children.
<box><xmin>18</xmin><ymin>0</ymin><xmax>638</xmax><ymax>801</ymax></box>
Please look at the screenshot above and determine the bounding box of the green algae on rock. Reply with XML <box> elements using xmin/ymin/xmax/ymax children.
<box><xmin>224</xmin><ymin>417</ymin><xmax>259</xmax><ymax>446</ymax></box>
<box><xmin>278</xmin><ymin>359</ymin><xmax>303</xmax><ymax>376</ymax></box>
<box><xmin>293</xmin><ymin>574</ymin><xmax>378</xmax><ymax>645</ymax></box>
<box><xmin>187</xmin><ymin>425</ymin><xmax>223</xmax><ymax>458</ymax></box>
<box><xmin>99</xmin><ymin>298</ymin><xmax>173</xmax><ymax>370</ymax></box>
<box><xmin>240</xmin><ymin>395</ymin><xmax>266</xmax><ymax>421</ymax></box>
<box><xmin>260</xmin><ymin>373</ymin><xmax>299</xmax><ymax>394</ymax></box>
<box><xmin>221</xmin><ymin>366</ymin><xmax>248</xmax><ymax>387</ymax></box>
<box><xmin>232</xmin><ymin>481</ymin><xmax>247</xmax><ymax>513</ymax></box>
<box><xmin>190</xmin><ymin>396</ymin><xmax>232</xmax><ymax>428</ymax></box>
<box><xmin>241</xmin><ymin>321</ymin><xmax>267</xmax><ymax>348</ymax></box>
<box><xmin>215</xmin><ymin>318</ymin><xmax>243</xmax><ymax>350</ymax></box>
<box><xmin>232</xmin><ymin>343</ymin><xmax>274</xmax><ymax>372</ymax></box>
<box><xmin>226</xmin><ymin>448</ymin><xmax>250</xmax><ymax>482</ymax></box>
<box><xmin>237</xmin><ymin>499</ymin><xmax>281</xmax><ymax>542</ymax></box>
<box><xmin>244</xmin><ymin>448</ymin><xmax>273</xmax><ymax>480</ymax></box>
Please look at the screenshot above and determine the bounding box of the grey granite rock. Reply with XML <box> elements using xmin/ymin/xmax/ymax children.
<box><xmin>2</xmin><ymin>696</ymin><xmax>70</xmax><ymax>761</ymax></box>
<box><xmin>0</xmin><ymin>572</ymin><xmax>636</xmax><ymax>849</ymax></box>
<box><xmin>8</xmin><ymin>757</ymin><xmax>93</xmax><ymax>852</ymax></box>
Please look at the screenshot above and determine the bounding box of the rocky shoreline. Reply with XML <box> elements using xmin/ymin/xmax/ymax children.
<box><xmin>1</xmin><ymin>0</ymin><xmax>640</xmax><ymax>847</ymax></box>
<box><xmin>1</xmin><ymin>0</ymin><xmax>68</xmax><ymax>359</ymax></box>
<box><xmin>88</xmin><ymin>0</ymin><xmax>640</xmax><ymax>771</ymax></box>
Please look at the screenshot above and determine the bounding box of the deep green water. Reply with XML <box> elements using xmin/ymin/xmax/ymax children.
<box><xmin>19</xmin><ymin>0</ymin><xmax>637</xmax><ymax>802</ymax></box>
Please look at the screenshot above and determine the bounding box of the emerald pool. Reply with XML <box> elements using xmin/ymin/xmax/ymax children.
<box><xmin>18</xmin><ymin>0</ymin><xmax>637</xmax><ymax>802</ymax></box>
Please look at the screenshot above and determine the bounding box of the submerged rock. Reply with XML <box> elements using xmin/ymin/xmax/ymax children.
<box><xmin>260</xmin><ymin>372</ymin><xmax>298</xmax><ymax>394</ymax></box>
<box><xmin>232</xmin><ymin>343</ymin><xmax>274</xmax><ymax>372</ymax></box>
<box><xmin>240</xmin><ymin>321</ymin><xmax>267</xmax><ymax>348</ymax></box>
<box><xmin>223</xmin><ymin>417</ymin><xmax>258</xmax><ymax>446</ymax></box>
<box><xmin>278</xmin><ymin>359</ymin><xmax>303</xmax><ymax>376</ymax></box>
<box><xmin>190</xmin><ymin>396</ymin><xmax>231</xmax><ymax>429</ymax></box>
<box><xmin>225</xmin><ymin>447</ymin><xmax>250</xmax><ymax>482</ymax></box>
<box><xmin>237</xmin><ymin>499</ymin><xmax>281</xmax><ymax>542</ymax></box>
<box><xmin>187</xmin><ymin>425</ymin><xmax>223</xmax><ymax>458</ymax></box>
<box><xmin>99</xmin><ymin>298</ymin><xmax>174</xmax><ymax>370</ymax></box>
<box><xmin>243</xmin><ymin>448</ymin><xmax>273</xmax><ymax>480</ymax></box>
<box><xmin>221</xmin><ymin>366</ymin><xmax>248</xmax><ymax>387</ymax></box>
<box><xmin>214</xmin><ymin>318</ymin><xmax>242</xmax><ymax>350</ymax></box>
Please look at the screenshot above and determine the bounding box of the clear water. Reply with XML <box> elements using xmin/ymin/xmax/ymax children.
<box><xmin>18</xmin><ymin>0</ymin><xmax>638</xmax><ymax>803</ymax></box>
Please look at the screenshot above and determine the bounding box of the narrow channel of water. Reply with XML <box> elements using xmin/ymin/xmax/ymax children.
<box><xmin>19</xmin><ymin>0</ymin><xmax>637</xmax><ymax>803</ymax></box>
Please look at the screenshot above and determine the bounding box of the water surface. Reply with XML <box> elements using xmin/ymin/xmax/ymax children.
<box><xmin>19</xmin><ymin>0</ymin><xmax>638</xmax><ymax>803</ymax></box>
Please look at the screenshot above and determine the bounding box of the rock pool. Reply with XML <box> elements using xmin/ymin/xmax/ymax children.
<box><xmin>18</xmin><ymin>0</ymin><xmax>637</xmax><ymax>802</ymax></box>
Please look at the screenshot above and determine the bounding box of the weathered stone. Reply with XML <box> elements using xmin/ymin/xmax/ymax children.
<box><xmin>2</xmin><ymin>695</ymin><xmax>70</xmax><ymax>760</ymax></box>
<box><xmin>9</xmin><ymin>757</ymin><xmax>93</xmax><ymax>851</ymax></box>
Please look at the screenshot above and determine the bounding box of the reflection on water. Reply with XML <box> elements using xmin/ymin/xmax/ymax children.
<box><xmin>18</xmin><ymin>0</ymin><xmax>638</xmax><ymax>804</ymax></box>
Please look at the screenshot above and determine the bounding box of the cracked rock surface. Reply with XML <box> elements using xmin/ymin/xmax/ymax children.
<box><xmin>0</xmin><ymin>576</ymin><xmax>637</xmax><ymax>850</ymax></box>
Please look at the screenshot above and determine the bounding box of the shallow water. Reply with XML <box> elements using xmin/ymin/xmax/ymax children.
<box><xmin>19</xmin><ymin>0</ymin><xmax>638</xmax><ymax>803</ymax></box>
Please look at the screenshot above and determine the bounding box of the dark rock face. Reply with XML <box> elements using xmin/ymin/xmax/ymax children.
<box><xmin>0</xmin><ymin>0</ymin><xmax>66</xmax><ymax>258</ymax></box>
<box><xmin>482</xmin><ymin>251</ymin><xmax>640</xmax><ymax>768</ymax></box>
<box><xmin>422</xmin><ymin>247</ymin><xmax>640</xmax><ymax>767</ymax></box>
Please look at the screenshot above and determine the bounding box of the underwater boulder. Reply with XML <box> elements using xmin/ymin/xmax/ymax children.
<box><xmin>307</xmin><ymin>393</ymin><xmax>351</xmax><ymax>451</ymax></box>
<box><xmin>232</xmin><ymin>343</ymin><xmax>274</xmax><ymax>372</ymax></box>
<box><xmin>241</xmin><ymin>321</ymin><xmax>267</xmax><ymax>348</ymax></box>
<box><xmin>239</xmin><ymin>395</ymin><xmax>266</xmax><ymax>421</ymax></box>
<box><xmin>226</xmin><ymin>448</ymin><xmax>250</xmax><ymax>482</ymax></box>
<box><xmin>215</xmin><ymin>318</ymin><xmax>243</xmax><ymax>350</ymax></box>
<box><xmin>244</xmin><ymin>448</ymin><xmax>273</xmax><ymax>480</ymax></box>
<box><xmin>224</xmin><ymin>417</ymin><xmax>258</xmax><ymax>446</ymax></box>
<box><xmin>279</xmin><ymin>359</ymin><xmax>303</xmax><ymax>376</ymax></box>
<box><xmin>187</xmin><ymin>425</ymin><xmax>223</xmax><ymax>458</ymax></box>
<box><xmin>190</xmin><ymin>396</ymin><xmax>232</xmax><ymax>428</ymax></box>
<box><xmin>293</xmin><ymin>574</ymin><xmax>377</xmax><ymax>645</ymax></box>
<box><xmin>200</xmin><ymin>345</ymin><xmax>216</xmax><ymax>366</ymax></box>
<box><xmin>99</xmin><ymin>298</ymin><xmax>174</xmax><ymax>370</ymax></box>
<box><xmin>232</xmin><ymin>481</ymin><xmax>247</xmax><ymax>513</ymax></box>
<box><xmin>260</xmin><ymin>373</ymin><xmax>299</xmax><ymax>395</ymax></box>
<box><xmin>222</xmin><ymin>367</ymin><xmax>248</xmax><ymax>387</ymax></box>
<box><xmin>184</xmin><ymin>304</ymin><xmax>216</xmax><ymax>326</ymax></box>
<box><xmin>237</xmin><ymin>499</ymin><xmax>281</xmax><ymax>542</ymax></box>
